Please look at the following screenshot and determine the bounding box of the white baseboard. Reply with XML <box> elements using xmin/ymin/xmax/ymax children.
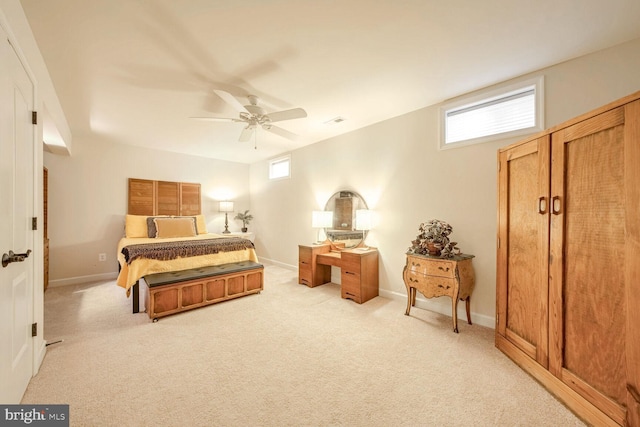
<box><xmin>258</xmin><ymin>257</ymin><xmax>297</xmax><ymax>271</ymax></box>
<box><xmin>34</xmin><ymin>340</ymin><xmax>46</xmax><ymax>375</ymax></box>
<box><xmin>380</xmin><ymin>289</ymin><xmax>495</xmax><ymax>329</ymax></box>
<box><xmin>48</xmin><ymin>272</ymin><xmax>118</xmax><ymax>288</ymax></box>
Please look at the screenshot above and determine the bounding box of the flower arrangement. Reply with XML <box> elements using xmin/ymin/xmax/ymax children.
<box><xmin>408</xmin><ymin>219</ymin><xmax>460</xmax><ymax>258</ymax></box>
<box><xmin>234</xmin><ymin>210</ymin><xmax>253</xmax><ymax>232</ymax></box>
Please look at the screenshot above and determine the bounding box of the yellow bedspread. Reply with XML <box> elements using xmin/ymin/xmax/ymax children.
<box><xmin>116</xmin><ymin>233</ymin><xmax>259</xmax><ymax>294</ymax></box>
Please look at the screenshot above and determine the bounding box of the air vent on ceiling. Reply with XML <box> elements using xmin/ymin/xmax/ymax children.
<box><xmin>324</xmin><ymin>116</ymin><xmax>346</xmax><ymax>125</ymax></box>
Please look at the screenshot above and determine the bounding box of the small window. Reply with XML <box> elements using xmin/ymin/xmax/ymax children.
<box><xmin>440</xmin><ymin>76</ymin><xmax>544</xmax><ymax>149</ymax></box>
<box><xmin>269</xmin><ymin>155</ymin><xmax>291</xmax><ymax>180</ymax></box>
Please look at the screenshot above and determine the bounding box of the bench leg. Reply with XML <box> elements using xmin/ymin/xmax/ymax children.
<box><xmin>132</xmin><ymin>281</ymin><xmax>139</xmax><ymax>314</ymax></box>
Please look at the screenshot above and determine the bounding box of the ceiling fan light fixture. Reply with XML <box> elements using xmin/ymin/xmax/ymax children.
<box><xmin>204</xmin><ymin>90</ymin><xmax>307</xmax><ymax>143</ymax></box>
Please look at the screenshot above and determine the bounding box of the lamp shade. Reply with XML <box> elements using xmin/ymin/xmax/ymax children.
<box><xmin>312</xmin><ymin>211</ymin><xmax>333</xmax><ymax>228</ymax></box>
<box><xmin>219</xmin><ymin>201</ymin><xmax>234</xmax><ymax>212</ymax></box>
<box><xmin>355</xmin><ymin>209</ymin><xmax>373</xmax><ymax>231</ymax></box>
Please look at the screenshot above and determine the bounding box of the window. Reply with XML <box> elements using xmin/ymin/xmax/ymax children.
<box><xmin>440</xmin><ymin>76</ymin><xmax>544</xmax><ymax>149</ymax></box>
<box><xmin>269</xmin><ymin>155</ymin><xmax>291</xmax><ymax>180</ymax></box>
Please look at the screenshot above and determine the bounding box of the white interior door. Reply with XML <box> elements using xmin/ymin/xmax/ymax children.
<box><xmin>0</xmin><ymin>31</ymin><xmax>35</xmax><ymax>404</ymax></box>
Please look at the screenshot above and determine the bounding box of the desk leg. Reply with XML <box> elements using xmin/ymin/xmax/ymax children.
<box><xmin>465</xmin><ymin>296</ymin><xmax>472</xmax><ymax>325</ymax></box>
<box><xmin>452</xmin><ymin>296</ymin><xmax>459</xmax><ymax>333</ymax></box>
<box><xmin>132</xmin><ymin>281</ymin><xmax>139</xmax><ymax>314</ymax></box>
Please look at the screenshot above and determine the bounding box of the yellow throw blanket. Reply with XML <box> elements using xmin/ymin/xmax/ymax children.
<box><xmin>116</xmin><ymin>233</ymin><xmax>259</xmax><ymax>295</ymax></box>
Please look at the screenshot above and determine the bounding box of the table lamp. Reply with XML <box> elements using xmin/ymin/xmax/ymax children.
<box><xmin>312</xmin><ymin>210</ymin><xmax>333</xmax><ymax>244</ymax></box>
<box><xmin>355</xmin><ymin>209</ymin><xmax>373</xmax><ymax>249</ymax></box>
<box><xmin>219</xmin><ymin>201</ymin><xmax>234</xmax><ymax>234</ymax></box>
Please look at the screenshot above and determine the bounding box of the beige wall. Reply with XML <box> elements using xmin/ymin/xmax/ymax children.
<box><xmin>44</xmin><ymin>137</ymin><xmax>250</xmax><ymax>285</ymax></box>
<box><xmin>249</xmin><ymin>37</ymin><xmax>640</xmax><ymax>327</ymax></box>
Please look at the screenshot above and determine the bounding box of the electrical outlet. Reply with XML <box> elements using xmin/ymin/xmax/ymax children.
<box><xmin>98</xmin><ymin>253</ymin><xmax>106</xmax><ymax>262</ymax></box>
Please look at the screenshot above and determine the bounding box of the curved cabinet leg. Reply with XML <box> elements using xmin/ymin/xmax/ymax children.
<box><xmin>405</xmin><ymin>287</ymin><xmax>413</xmax><ymax>315</ymax></box>
<box><xmin>452</xmin><ymin>296</ymin><xmax>459</xmax><ymax>333</ymax></box>
<box><xmin>465</xmin><ymin>296</ymin><xmax>472</xmax><ymax>325</ymax></box>
<box><xmin>403</xmin><ymin>265</ymin><xmax>411</xmax><ymax>315</ymax></box>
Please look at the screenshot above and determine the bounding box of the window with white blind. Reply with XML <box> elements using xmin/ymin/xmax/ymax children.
<box><xmin>440</xmin><ymin>76</ymin><xmax>544</xmax><ymax>149</ymax></box>
<box><xmin>269</xmin><ymin>155</ymin><xmax>291</xmax><ymax>180</ymax></box>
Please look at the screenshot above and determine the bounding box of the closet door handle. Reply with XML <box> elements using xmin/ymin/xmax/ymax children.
<box><xmin>538</xmin><ymin>197</ymin><xmax>547</xmax><ymax>214</ymax></box>
<box><xmin>552</xmin><ymin>196</ymin><xmax>561</xmax><ymax>215</ymax></box>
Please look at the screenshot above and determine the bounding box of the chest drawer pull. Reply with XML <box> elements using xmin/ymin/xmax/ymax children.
<box><xmin>437</xmin><ymin>284</ymin><xmax>451</xmax><ymax>290</ymax></box>
<box><xmin>438</xmin><ymin>266</ymin><xmax>450</xmax><ymax>272</ymax></box>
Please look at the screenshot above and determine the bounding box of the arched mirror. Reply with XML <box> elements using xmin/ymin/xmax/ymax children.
<box><xmin>324</xmin><ymin>190</ymin><xmax>368</xmax><ymax>249</ymax></box>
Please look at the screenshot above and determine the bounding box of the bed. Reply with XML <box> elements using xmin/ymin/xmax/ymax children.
<box><xmin>117</xmin><ymin>178</ymin><xmax>259</xmax><ymax>313</ymax></box>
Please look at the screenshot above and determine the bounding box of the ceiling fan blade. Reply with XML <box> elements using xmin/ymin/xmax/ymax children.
<box><xmin>265</xmin><ymin>124</ymin><xmax>300</xmax><ymax>141</ymax></box>
<box><xmin>266</xmin><ymin>108</ymin><xmax>307</xmax><ymax>123</ymax></box>
<box><xmin>239</xmin><ymin>125</ymin><xmax>255</xmax><ymax>142</ymax></box>
<box><xmin>190</xmin><ymin>116</ymin><xmax>244</xmax><ymax>122</ymax></box>
<box><xmin>213</xmin><ymin>89</ymin><xmax>249</xmax><ymax>114</ymax></box>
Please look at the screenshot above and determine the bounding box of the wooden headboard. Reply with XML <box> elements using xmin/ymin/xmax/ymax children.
<box><xmin>128</xmin><ymin>178</ymin><xmax>201</xmax><ymax>216</ymax></box>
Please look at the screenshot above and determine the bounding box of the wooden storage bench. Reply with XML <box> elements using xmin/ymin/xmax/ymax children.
<box><xmin>142</xmin><ymin>261</ymin><xmax>264</xmax><ymax>321</ymax></box>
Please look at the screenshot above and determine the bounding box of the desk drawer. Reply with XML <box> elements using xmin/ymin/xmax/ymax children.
<box><xmin>341</xmin><ymin>270</ymin><xmax>361</xmax><ymax>287</ymax></box>
<box><xmin>342</xmin><ymin>281</ymin><xmax>361</xmax><ymax>302</ymax></box>
<box><xmin>299</xmin><ymin>247</ymin><xmax>312</xmax><ymax>263</ymax></box>
<box><xmin>299</xmin><ymin>268</ymin><xmax>312</xmax><ymax>287</ymax></box>
<box><xmin>407</xmin><ymin>258</ymin><xmax>455</xmax><ymax>278</ymax></box>
<box><xmin>299</xmin><ymin>260</ymin><xmax>311</xmax><ymax>272</ymax></box>
<box><xmin>342</xmin><ymin>278</ymin><xmax>360</xmax><ymax>293</ymax></box>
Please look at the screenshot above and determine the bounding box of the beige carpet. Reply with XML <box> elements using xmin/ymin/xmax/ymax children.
<box><xmin>23</xmin><ymin>263</ymin><xmax>585</xmax><ymax>426</ymax></box>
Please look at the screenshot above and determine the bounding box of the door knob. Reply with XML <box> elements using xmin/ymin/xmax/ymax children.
<box><xmin>2</xmin><ymin>249</ymin><xmax>32</xmax><ymax>268</ymax></box>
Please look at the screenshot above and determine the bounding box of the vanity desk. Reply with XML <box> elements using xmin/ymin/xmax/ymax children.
<box><xmin>298</xmin><ymin>244</ymin><xmax>379</xmax><ymax>304</ymax></box>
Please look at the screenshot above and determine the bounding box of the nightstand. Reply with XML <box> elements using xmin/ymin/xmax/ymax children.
<box><xmin>403</xmin><ymin>253</ymin><xmax>475</xmax><ymax>333</ymax></box>
<box><xmin>229</xmin><ymin>231</ymin><xmax>255</xmax><ymax>242</ymax></box>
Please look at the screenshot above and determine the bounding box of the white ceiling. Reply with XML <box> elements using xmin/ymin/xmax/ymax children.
<box><xmin>21</xmin><ymin>0</ymin><xmax>640</xmax><ymax>164</ymax></box>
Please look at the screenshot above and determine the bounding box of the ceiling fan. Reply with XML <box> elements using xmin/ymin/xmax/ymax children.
<box><xmin>196</xmin><ymin>89</ymin><xmax>307</xmax><ymax>143</ymax></box>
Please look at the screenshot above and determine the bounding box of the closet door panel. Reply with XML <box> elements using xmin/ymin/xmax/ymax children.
<box><xmin>550</xmin><ymin>107</ymin><xmax>627</xmax><ymax>424</ymax></box>
<box><xmin>497</xmin><ymin>137</ymin><xmax>550</xmax><ymax>366</ymax></box>
<box><xmin>624</xmin><ymin>100</ymin><xmax>640</xmax><ymax>427</ymax></box>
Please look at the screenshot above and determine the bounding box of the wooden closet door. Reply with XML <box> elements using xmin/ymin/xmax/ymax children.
<box><xmin>496</xmin><ymin>136</ymin><xmax>550</xmax><ymax>367</ymax></box>
<box><xmin>549</xmin><ymin>102</ymin><xmax>640</xmax><ymax>425</ymax></box>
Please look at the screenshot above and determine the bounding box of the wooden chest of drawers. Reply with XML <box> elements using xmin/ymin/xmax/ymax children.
<box><xmin>403</xmin><ymin>253</ymin><xmax>475</xmax><ymax>333</ymax></box>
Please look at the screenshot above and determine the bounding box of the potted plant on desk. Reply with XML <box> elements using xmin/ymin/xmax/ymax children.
<box><xmin>234</xmin><ymin>210</ymin><xmax>253</xmax><ymax>233</ymax></box>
